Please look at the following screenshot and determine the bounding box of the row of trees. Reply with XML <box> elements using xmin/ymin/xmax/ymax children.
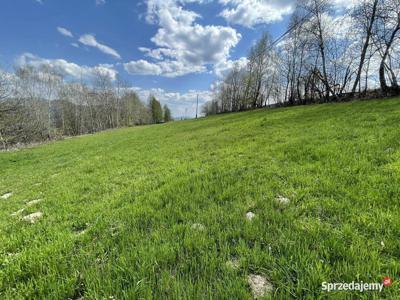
<box><xmin>205</xmin><ymin>0</ymin><xmax>400</xmax><ymax>115</ymax></box>
<box><xmin>149</xmin><ymin>96</ymin><xmax>172</xmax><ymax>124</ymax></box>
<box><xmin>0</xmin><ymin>65</ymin><xmax>172</xmax><ymax>149</ymax></box>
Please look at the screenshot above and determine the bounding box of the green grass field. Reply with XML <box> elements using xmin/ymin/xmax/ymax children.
<box><xmin>1</xmin><ymin>98</ymin><xmax>400</xmax><ymax>299</ymax></box>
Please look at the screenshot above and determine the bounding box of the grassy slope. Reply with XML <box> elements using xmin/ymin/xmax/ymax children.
<box><xmin>1</xmin><ymin>99</ymin><xmax>400</xmax><ymax>299</ymax></box>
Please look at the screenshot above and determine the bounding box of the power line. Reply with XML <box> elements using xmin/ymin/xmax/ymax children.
<box><xmin>269</xmin><ymin>10</ymin><xmax>313</xmax><ymax>49</ymax></box>
<box><xmin>268</xmin><ymin>0</ymin><xmax>331</xmax><ymax>49</ymax></box>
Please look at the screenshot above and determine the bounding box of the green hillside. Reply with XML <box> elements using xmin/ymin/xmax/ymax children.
<box><xmin>1</xmin><ymin>99</ymin><xmax>400</xmax><ymax>299</ymax></box>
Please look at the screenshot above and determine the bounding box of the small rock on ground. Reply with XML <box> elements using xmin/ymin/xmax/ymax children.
<box><xmin>76</xmin><ymin>229</ymin><xmax>87</xmax><ymax>236</ymax></box>
<box><xmin>276</xmin><ymin>195</ymin><xmax>290</xmax><ymax>205</ymax></box>
<box><xmin>1</xmin><ymin>192</ymin><xmax>13</xmax><ymax>200</ymax></box>
<box><xmin>246</xmin><ymin>212</ymin><xmax>256</xmax><ymax>220</ymax></box>
<box><xmin>191</xmin><ymin>223</ymin><xmax>205</xmax><ymax>231</ymax></box>
<box><xmin>26</xmin><ymin>199</ymin><xmax>43</xmax><ymax>206</ymax></box>
<box><xmin>248</xmin><ymin>274</ymin><xmax>273</xmax><ymax>299</ymax></box>
<box><xmin>23</xmin><ymin>212</ymin><xmax>43</xmax><ymax>223</ymax></box>
<box><xmin>7</xmin><ymin>252</ymin><xmax>20</xmax><ymax>257</ymax></box>
<box><xmin>11</xmin><ymin>208</ymin><xmax>25</xmax><ymax>216</ymax></box>
<box><xmin>226</xmin><ymin>259</ymin><xmax>240</xmax><ymax>270</ymax></box>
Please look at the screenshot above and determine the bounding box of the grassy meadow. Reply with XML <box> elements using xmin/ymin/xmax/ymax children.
<box><xmin>1</xmin><ymin>98</ymin><xmax>400</xmax><ymax>299</ymax></box>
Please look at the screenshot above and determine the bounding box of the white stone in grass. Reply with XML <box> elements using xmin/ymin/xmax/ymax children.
<box><xmin>276</xmin><ymin>195</ymin><xmax>290</xmax><ymax>205</ymax></box>
<box><xmin>191</xmin><ymin>223</ymin><xmax>205</xmax><ymax>231</ymax></box>
<box><xmin>4</xmin><ymin>252</ymin><xmax>20</xmax><ymax>265</ymax></box>
<box><xmin>23</xmin><ymin>212</ymin><xmax>43</xmax><ymax>223</ymax></box>
<box><xmin>248</xmin><ymin>274</ymin><xmax>273</xmax><ymax>299</ymax></box>
<box><xmin>76</xmin><ymin>229</ymin><xmax>87</xmax><ymax>236</ymax></box>
<box><xmin>226</xmin><ymin>259</ymin><xmax>240</xmax><ymax>270</ymax></box>
<box><xmin>1</xmin><ymin>192</ymin><xmax>13</xmax><ymax>200</ymax></box>
<box><xmin>26</xmin><ymin>199</ymin><xmax>43</xmax><ymax>206</ymax></box>
<box><xmin>74</xmin><ymin>223</ymin><xmax>90</xmax><ymax>236</ymax></box>
<box><xmin>7</xmin><ymin>252</ymin><xmax>19</xmax><ymax>257</ymax></box>
<box><xmin>246</xmin><ymin>212</ymin><xmax>256</xmax><ymax>220</ymax></box>
<box><xmin>11</xmin><ymin>208</ymin><xmax>25</xmax><ymax>216</ymax></box>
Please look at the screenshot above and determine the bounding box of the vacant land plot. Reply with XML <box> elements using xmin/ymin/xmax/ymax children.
<box><xmin>1</xmin><ymin>99</ymin><xmax>400</xmax><ymax>299</ymax></box>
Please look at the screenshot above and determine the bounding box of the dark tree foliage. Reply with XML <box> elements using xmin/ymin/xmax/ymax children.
<box><xmin>163</xmin><ymin>104</ymin><xmax>173</xmax><ymax>122</ymax></box>
<box><xmin>149</xmin><ymin>96</ymin><xmax>163</xmax><ymax>124</ymax></box>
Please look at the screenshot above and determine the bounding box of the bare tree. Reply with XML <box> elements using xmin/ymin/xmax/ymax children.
<box><xmin>372</xmin><ymin>0</ymin><xmax>400</xmax><ymax>93</ymax></box>
<box><xmin>300</xmin><ymin>0</ymin><xmax>338</xmax><ymax>101</ymax></box>
<box><xmin>1</xmin><ymin>63</ymin><xmax>154</xmax><ymax>148</ymax></box>
<box><xmin>245</xmin><ymin>33</ymin><xmax>272</xmax><ymax>108</ymax></box>
<box><xmin>351</xmin><ymin>0</ymin><xmax>379</xmax><ymax>94</ymax></box>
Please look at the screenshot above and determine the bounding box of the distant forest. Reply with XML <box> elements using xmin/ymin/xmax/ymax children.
<box><xmin>0</xmin><ymin>66</ymin><xmax>172</xmax><ymax>149</ymax></box>
<box><xmin>204</xmin><ymin>0</ymin><xmax>400</xmax><ymax>115</ymax></box>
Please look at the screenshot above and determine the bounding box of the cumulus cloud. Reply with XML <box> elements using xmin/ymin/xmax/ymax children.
<box><xmin>214</xmin><ymin>56</ymin><xmax>248</xmax><ymax>78</ymax></box>
<box><xmin>79</xmin><ymin>34</ymin><xmax>121</xmax><ymax>59</ymax></box>
<box><xmin>219</xmin><ymin>0</ymin><xmax>294</xmax><ymax>27</ymax></box>
<box><xmin>57</xmin><ymin>26</ymin><xmax>73</xmax><ymax>38</ymax></box>
<box><xmin>218</xmin><ymin>0</ymin><xmax>362</xmax><ymax>27</ymax></box>
<box><xmin>16</xmin><ymin>53</ymin><xmax>118</xmax><ymax>81</ymax></box>
<box><xmin>124</xmin><ymin>59</ymin><xmax>163</xmax><ymax>76</ymax></box>
<box><xmin>125</xmin><ymin>0</ymin><xmax>241</xmax><ymax>77</ymax></box>
<box><xmin>124</xmin><ymin>59</ymin><xmax>205</xmax><ymax>77</ymax></box>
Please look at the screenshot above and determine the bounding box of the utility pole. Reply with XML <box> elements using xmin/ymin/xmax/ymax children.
<box><xmin>196</xmin><ymin>94</ymin><xmax>199</xmax><ymax>119</ymax></box>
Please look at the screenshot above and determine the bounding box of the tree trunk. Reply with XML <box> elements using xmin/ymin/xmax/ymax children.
<box><xmin>352</xmin><ymin>0</ymin><xmax>378</xmax><ymax>95</ymax></box>
<box><xmin>379</xmin><ymin>26</ymin><xmax>400</xmax><ymax>94</ymax></box>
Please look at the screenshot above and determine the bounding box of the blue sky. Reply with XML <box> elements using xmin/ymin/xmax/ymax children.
<box><xmin>0</xmin><ymin>0</ymin><xmax>299</xmax><ymax>117</ymax></box>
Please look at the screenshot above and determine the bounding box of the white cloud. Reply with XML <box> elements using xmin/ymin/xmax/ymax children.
<box><xmin>78</xmin><ymin>34</ymin><xmax>121</xmax><ymax>59</ymax></box>
<box><xmin>333</xmin><ymin>0</ymin><xmax>362</xmax><ymax>10</ymax></box>
<box><xmin>219</xmin><ymin>0</ymin><xmax>294</xmax><ymax>27</ymax></box>
<box><xmin>35</xmin><ymin>0</ymin><xmax>43</xmax><ymax>4</ymax></box>
<box><xmin>326</xmin><ymin>14</ymin><xmax>358</xmax><ymax>40</ymax></box>
<box><xmin>124</xmin><ymin>60</ymin><xmax>162</xmax><ymax>76</ymax></box>
<box><xmin>218</xmin><ymin>0</ymin><xmax>362</xmax><ymax>27</ymax></box>
<box><xmin>124</xmin><ymin>59</ymin><xmax>205</xmax><ymax>77</ymax></box>
<box><xmin>214</xmin><ymin>56</ymin><xmax>248</xmax><ymax>78</ymax></box>
<box><xmin>57</xmin><ymin>27</ymin><xmax>73</xmax><ymax>38</ymax></box>
<box><xmin>127</xmin><ymin>0</ymin><xmax>241</xmax><ymax>77</ymax></box>
<box><xmin>16</xmin><ymin>53</ymin><xmax>118</xmax><ymax>81</ymax></box>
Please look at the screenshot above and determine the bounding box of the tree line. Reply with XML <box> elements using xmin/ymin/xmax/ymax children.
<box><xmin>204</xmin><ymin>0</ymin><xmax>400</xmax><ymax>115</ymax></box>
<box><xmin>0</xmin><ymin>65</ymin><xmax>172</xmax><ymax>149</ymax></box>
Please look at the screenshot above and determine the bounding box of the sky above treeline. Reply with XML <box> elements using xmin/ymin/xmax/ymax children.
<box><xmin>0</xmin><ymin>0</ymin><xmax>354</xmax><ymax>118</ymax></box>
